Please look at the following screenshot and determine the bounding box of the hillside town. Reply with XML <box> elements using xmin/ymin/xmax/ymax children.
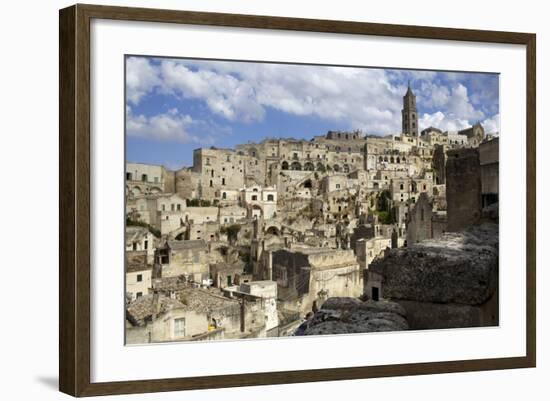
<box><xmin>125</xmin><ymin>85</ymin><xmax>500</xmax><ymax>343</ymax></box>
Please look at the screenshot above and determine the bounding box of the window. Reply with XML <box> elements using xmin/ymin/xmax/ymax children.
<box><xmin>144</xmin><ymin>240</ymin><xmax>148</xmax><ymax>250</ymax></box>
<box><xmin>252</xmin><ymin>195</ymin><xmax>258</xmax><ymax>201</ymax></box>
<box><xmin>209</xmin><ymin>180</ymin><xmax>213</xmax><ymax>187</ymax></box>
<box><xmin>136</xmin><ymin>292</ymin><xmax>143</xmax><ymax>298</ymax></box>
<box><xmin>161</xmin><ymin>204</ymin><xmax>165</xmax><ymax>211</ymax></box>
<box><xmin>267</xmin><ymin>194</ymin><xmax>274</xmax><ymax>201</ymax></box>
<box><xmin>126</xmin><ymin>172</ymin><xmax>132</xmax><ymax>180</ymax></box>
<box><xmin>177</xmin><ymin>204</ymin><xmax>181</xmax><ymax>211</ymax></box>
<box><xmin>336</xmin><ymin>184</ymin><xmax>341</xmax><ymax>189</ymax></box>
<box><xmin>174</xmin><ymin>318</ymin><xmax>186</xmax><ymax>337</ymax></box>
<box><xmin>222</xmin><ymin>178</ymin><xmax>225</xmax><ymax>186</ymax></box>
<box><xmin>137</xmin><ymin>274</ymin><xmax>143</xmax><ymax>282</ymax></box>
<box><xmin>141</xmin><ymin>174</ymin><xmax>147</xmax><ymax>182</ymax></box>
<box><xmin>154</xmin><ymin>177</ymin><xmax>159</xmax><ymax>183</ymax></box>
<box><xmin>222</xmin><ymin>192</ymin><xmax>227</xmax><ymax>200</ymax></box>
<box><xmin>400</xmin><ymin>183</ymin><xmax>404</xmax><ymax>190</ymax></box>
<box><xmin>171</xmin><ymin>204</ymin><xmax>175</xmax><ymax>211</ymax></box>
<box><xmin>206</xmin><ymin>157</ymin><xmax>210</xmax><ymax>165</ymax></box>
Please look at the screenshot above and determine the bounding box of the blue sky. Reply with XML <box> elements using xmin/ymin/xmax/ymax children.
<box><xmin>126</xmin><ymin>56</ymin><xmax>499</xmax><ymax>169</ymax></box>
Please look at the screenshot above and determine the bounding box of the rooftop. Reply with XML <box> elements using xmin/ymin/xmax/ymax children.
<box><xmin>126</xmin><ymin>294</ymin><xmax>186</xmax><ymax>326</ymax></box>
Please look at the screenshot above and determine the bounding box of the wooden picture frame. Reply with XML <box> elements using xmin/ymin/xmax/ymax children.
<box><xmin>59</xmin><ymin>3</ymin><xmax>536</xmax><ymax>397</ymax></box>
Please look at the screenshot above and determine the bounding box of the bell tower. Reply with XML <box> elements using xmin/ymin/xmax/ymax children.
<box><xmin>402</xmin><ymin>82</ymin><xmax>418</xmax><ymax>136</ymax></box>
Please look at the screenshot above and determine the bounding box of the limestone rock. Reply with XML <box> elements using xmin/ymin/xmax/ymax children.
<box><xmin>397</xmin><ymin>300</ymin><xmax>483</xmax><ymax>330</ymax></box>
<box><xmin>370</xmin><ymin>223</ymin><xmax>498</xmax><ymax>306</ymax></box>
<box><xmin>297</xmin><ymin>297</ymin><xmax>408</xmax><ymax>335</ymax></box>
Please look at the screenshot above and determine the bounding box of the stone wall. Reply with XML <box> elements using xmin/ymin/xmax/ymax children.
<box><xmin>446</xmin><ymin>148</ymin><xmax>481</xmax><ymax>232</ymax></box>
<box><xmin>406</xmin><ymin>192</ymin><xmax>432</xmax><ymax>245</ymax></box>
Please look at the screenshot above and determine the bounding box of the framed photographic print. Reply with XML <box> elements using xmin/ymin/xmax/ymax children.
<box><xmin>59</xmin><ymin>4</ymin><xmax>536</xmax><ymax>397</ymax></box>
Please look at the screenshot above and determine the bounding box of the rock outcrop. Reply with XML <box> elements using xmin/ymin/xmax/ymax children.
<box><xmin>369</xmin><ymin>223</ymin><xmax>499</xmax><ymax>330</ymax></box>
<box><xmin>296</xmin><ymin>297</ymin><xmax>408</xmax><ymax>335</ymax></box>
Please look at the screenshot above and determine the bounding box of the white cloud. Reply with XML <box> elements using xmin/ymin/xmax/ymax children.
<box><xmin>126</xmin><ymin>106</ymin><xmax>198</xmax><ymax>142</ymax></box>
<box><xmin>128</xmin><ymin>58</ymin><xmax>405</xmax><ymax>134</ymax></box>
<box><xmin>126</xmin><ymin>57</ymin><xmax>161</xmax><ymax>105</ymax></box>
<box><xmin>446</xmin><ymin>84</ymin><xmax>485</xmax><ymax>121</ymax></box>
<box><xmin>481</xmin><ymin>113</ymin><xmax>500</xmax><ymax>133</ymax></box>
<box><xmin>419</xmin><ymin>111</ymin><xmax>471</xmax><ymax>132</ymax></box>
<box><xmin>126</xmin><ymin>57</ymin><xmax>494</xmax><ymax>136</ymax></box>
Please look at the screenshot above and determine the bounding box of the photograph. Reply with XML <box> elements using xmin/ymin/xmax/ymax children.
<box><xmin>124</xmin><ymin>56</ymin><xmax>500</xmax><ymax>344</ymax></box>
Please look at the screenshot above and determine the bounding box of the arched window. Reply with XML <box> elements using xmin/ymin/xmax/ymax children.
<box><xmin>267</xmin><ymin>194</ymin><xmax>274</xmax><ymax>201</ymax></box>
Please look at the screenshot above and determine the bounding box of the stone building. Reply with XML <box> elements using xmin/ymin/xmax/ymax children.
<box><xmin>268</xmin><ymin>247</ymin><xmax>362</xmax><ymax>316</ymax></box>
<box><xmin>126</xmin><ymin>162</ymin><xmax>175</xmax><ymax>196</ymax></box>
<box><xmin>240</xmin><ymin>185</ymin><xmax>277</xmax><ymax>220</ymax></box>
<box><xmin>402</xmin><ymin>83</ymin><xmax>419</xmax><ymax>136</ymax></box>
<box><xmin>459</xmin><ymin>122</ymin><xmax>485</xmax><ymax>147</ymax></box>
<box><xmin>125</xmin><ymin>251</ymin><xmax>153</xmax><ymax>301</ymax></box>
<box><xmin>126</xmin><ymin>294</ymin><xmax>214</xmax><ymax>344</ymax></box>
<box><xmin>191</xmin><ymin>148</ymin><xmax>248</xmax><ymax>200</ymax></box>
<box><xmin>155</xmin><ymin>239</ymin><xmax>209</xmax><ymax>282</ymax></box>
<box><xmin>126</xmin><ymin>226</ymin><xmax>155</xmax><ymax>263</ymax></box>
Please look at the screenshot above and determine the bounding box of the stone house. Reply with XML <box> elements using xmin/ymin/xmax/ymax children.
<box><xmin>126</xmin><ymin>294</ymin><xmax>212</xmax><ymax>344</ymax></box>
<box><xmin>126</xmin><ymin>162</ymin><xmax>175</xmax><ymax>197</ymax></box>
<box><xmin>156</xmin><ymin>239</ymin><xmax>209</xmax><ymax>282</ymax></box>
<box><xmin>459</xmin><ymin>122</ymin><xmax>485</xmax><ymax>147</ymax></box>
<box><xmin>125</xmin><ymin>251</ymin><xmax>153</xmax><ymax>301</ymax></box>
<box><xmin>240</xmin><ymin>185</ymin><xmax>277</xmax><ymax>220</ymax></box>
<box><xmin>267</xmin><ymin>247</ymin><xmax>362</xmax><ymax>316</ymax></box>
<box><xmin>125</xmin><ymin>226</ymin><xmax>155</xmax><ymax>263</ymax></box>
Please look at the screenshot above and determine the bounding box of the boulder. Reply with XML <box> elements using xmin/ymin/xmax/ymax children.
<box><xmin>397</xmin><ymin>300</ymin><xmax>483</xmax><ymax>330</ymax></box>
<box><xmin>370</xmin><ymin>223</ymin><xmax>498</xmax><ymax>306</ymax></box>
<box><xmin>298</xmin><ymin>297</ymin><xmax>408</xmax><ymax>335</ymax></box>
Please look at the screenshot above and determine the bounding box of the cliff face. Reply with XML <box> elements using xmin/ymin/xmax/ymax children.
<box><xmin>369</xmin><ymin>223</ymin><xmax>499</xmax><ymax>330</ymax></box>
